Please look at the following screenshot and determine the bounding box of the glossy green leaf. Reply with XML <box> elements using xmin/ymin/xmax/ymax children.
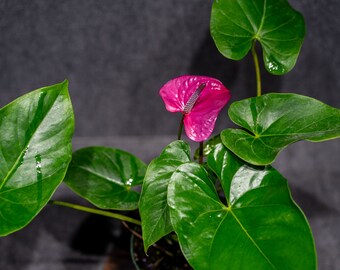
<box><xmin>194</xmin><ymin>134</ymin><xmax>221</xmax><ymax>161</ymax></box>
<box><xmin>139</xmin><ymin>140</ymin><xmax>191</xmax><ymax>252</ymax></box>
<box><xmin>206</xmin><ymin>143</ymin><xmax>244</xmax><ymax>198</ymax></box>
<box><xmin>210</xmin><ymin>0</ymin><xmax>305</xmax><ymax>74</ymax></box>
<box><xmin>221</xmin><ymin>93</ymin><xmax>340</xmax><ymax>165</ymax></box>
<box><xmin>64</xmin><ymin>147</ymin><xmax>146</xmax><ymax>210</ymax></box>
<box><xmin>0</xmin><ymin>81</ymin><xmax>74</xmax><ymax>236</ymax></box>
<box><xmin>168</xmin><ymin>144</ymin><xmax>316</xmax><ymax>270</ymax></box>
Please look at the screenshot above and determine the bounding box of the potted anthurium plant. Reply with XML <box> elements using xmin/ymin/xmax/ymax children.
<box><xmin>1</xmin><ymin>0</ymin><xmax>340</xmax><ymax>269</ymax></box>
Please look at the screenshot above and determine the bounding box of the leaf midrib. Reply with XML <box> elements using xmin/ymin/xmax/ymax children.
<box><xmin>229</xmin><ymin>208</ymin><xmax>277</xmax><ymax>269</ymax></box>
<box><xmin>256</xmin><ymin>0</ymin><xmax>267</xmax><ymax>37</ymax></box>
<box><xmin>0</xmin><ymin>86</ymin><xmax>63</xmax><ymax>191</ymax></box>
<box><xmin>208</xmin><ymin>209</ymin><xmax>229</xmax><ymax>265</ymax></box>
<box><xmin>75</xmin><ymin>165</ymin><xmax>126</xmax><ymax>187</ymax></box>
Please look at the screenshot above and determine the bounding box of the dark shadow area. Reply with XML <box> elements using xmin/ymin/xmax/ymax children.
<box><xmin>64</xmin><ymin>212</ymin><xmax>135</xmax><ymax>269</ymax></box>
<box><xmin>189</xmin><ymin>30</ymin><xmax>239</xmax><ymax>87</ymax></box>
<box><xmin>69</xmin><ymin>215</ymin><xmax>112</xmax><ymax>255</ymax></box>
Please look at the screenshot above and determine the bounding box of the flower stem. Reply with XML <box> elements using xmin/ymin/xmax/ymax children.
<box><xmin>177</xmin><ymin>114</ymin><xmax>185</xmax><ymax>140</ymax></box>
<box><xmin>251</xmin><ymin>41</ymin><xmax>262</xmax><ymax>97</ymax></box>
<box><xmin>199</xmin><ymin>141</ymin><xmax>204</xmax><ymax>164</ymax></box>
<box><xmin>49</xmin><ymin>200</ymin><xmax>141</xmax><ymax>226</ymax></box>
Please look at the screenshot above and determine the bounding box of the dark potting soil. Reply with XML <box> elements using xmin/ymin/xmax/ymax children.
<box><xmin>131</xmin><ymin>232</ymin><xmax>193</xmax><ymax>270</ymax></box>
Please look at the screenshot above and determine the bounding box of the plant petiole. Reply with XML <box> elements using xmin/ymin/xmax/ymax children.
<box><xmin>251</xmin><ymin>40</ymin><xmax>262</xmax><ymax>97</ymax></box>
<box><xmin>49</xmin><ymin>200</ymin><xmax>141</xmax><ymax>226</ymax></box>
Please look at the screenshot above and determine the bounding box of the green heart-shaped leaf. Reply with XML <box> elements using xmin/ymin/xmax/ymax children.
<box><xmin>221</xmin><ymin>93</ymin><xmax>340</xmax><ymax>165</ymax></box>
<box><xmin>210</xmin><ymin>0</ymin><xmax>305</xmax><ymax>74</ymax></box>
<box><xmin>0</xmin><ymin>81</ymin><xmax>74</xmax><ymax>236</ymax></box>
<box><xmin>139</xmin><ymin>140</ymin><xmax>191</xmax><ymax>252</ymax></box>
<box><xmin>168</xmin><ymin>144</ymin><xmax>316</xmax><ymax>270</ymax></box>
<box><xmin>64</xmin><ymin>147</ymin><xmax>146</xmax><ymax>210</ymax></box>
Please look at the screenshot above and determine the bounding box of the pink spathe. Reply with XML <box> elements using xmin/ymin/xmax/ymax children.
<box><xmin>159</xmin><ymin>75</ymin><xmax>231</xmax><ymax>142</ymax></box>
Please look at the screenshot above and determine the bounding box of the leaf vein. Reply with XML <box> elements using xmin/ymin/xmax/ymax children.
<box><xmin>230</xmin><ymin>209</ymin><xmax>277</xmax><ymax>269</ymax></box>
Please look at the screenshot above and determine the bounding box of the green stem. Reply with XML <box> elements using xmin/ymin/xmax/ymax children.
<box><xmin>251</xmin><ymin>41</ymin><xmax>262</xmax><ymax>97</ymax></box>
<box><xmin>49</xmin><ymin>200</ymin><xmax>141</xmax><ymax>226</ymax></box>
<box><xmin>177</xmin><ymin>114</ymin><xmax>185</xmax><ymax>140</ymax></box>
<box><xmin>199</xmin><ymin>141</ymin><xmax>204</xmax><ymax>164</ymax></box>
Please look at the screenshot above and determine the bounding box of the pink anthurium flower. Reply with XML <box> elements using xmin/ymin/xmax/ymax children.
<box><xmin>159</xmin><ymin>75</ymin><xmax>231</xmax><ymax>142</ymax></box>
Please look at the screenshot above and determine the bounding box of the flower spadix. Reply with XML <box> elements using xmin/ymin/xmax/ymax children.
<box><xmin>160</xmin><ymin>75</ymin><xmax>231</xmax><ymax>142</ymax></box>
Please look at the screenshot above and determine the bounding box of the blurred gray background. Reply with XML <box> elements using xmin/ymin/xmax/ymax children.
<box><xmin>0</xmin><ymin>0</ymin><xmax>339</xmax><ymax>269</ymax></box>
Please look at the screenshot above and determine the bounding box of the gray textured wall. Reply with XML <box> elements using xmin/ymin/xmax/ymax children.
<box><xmin>0</xmin><ymin>0</ymin><xmax>339</xmax><ymax>269</ymax></box>
<box><xmin>1</xmin><ymin>0</ymin><xmax>338</xmax><ymax>137</ymax></box>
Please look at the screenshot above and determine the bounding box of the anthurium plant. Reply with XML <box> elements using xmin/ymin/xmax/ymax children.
<box><xmin>1</xmin><ymin>1</ymin><xmax>339</xmax><ymax>269</ymax></box>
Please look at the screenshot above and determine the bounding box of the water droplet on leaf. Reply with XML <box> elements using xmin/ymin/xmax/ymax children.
<box><xmin>35</xmin><ymin>154</ymin><xmax>42</xmax><ymax>181</ymax></box>
<box><xmin>20</xmin><ymin>145</ymin><xmax>30</xmax><ymax>165</ymax></box>
<box><xmin>265</xmin><ymin>55</ymin><xmax>286</xmax><ymax>74</ymax></box>
<box><xmin>126</xmin><ymin>178</ymin><xmax>133</xmax><ymax>186</ymax></box>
